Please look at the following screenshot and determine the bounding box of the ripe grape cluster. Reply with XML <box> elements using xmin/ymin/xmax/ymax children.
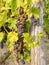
<box><xmin>16</xmin><ymin>7</ymin><xmax>28</xmax><ymax>61</ymax></box>
<box><xmin>16</xmin><ymin>7</ymin><xmax>28</xmax><ymax>38</ymax></box>
<box><xmin>17</xmin><ymin>15</ymin><xmax>26</xmax><ymax>37</ymax></box>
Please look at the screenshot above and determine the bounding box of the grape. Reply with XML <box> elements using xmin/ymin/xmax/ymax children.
<box><xmin>16</xmin><ymin>11</ymin><xmax>28</xmax><ymax>59</ymax></box>
<box><xmin>17</xmin><ymin>20</ymin><xmax>25</xmax><ymax>34</ymax></box>
<box><xmin>17</xmin><ymin>24</ymin><xmax>24</xmax><ymax>37</ymax></box>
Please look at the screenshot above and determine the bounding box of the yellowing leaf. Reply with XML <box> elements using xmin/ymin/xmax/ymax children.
<box><xmin>7</xmin><ymin>32</ymin><xmax>18</xmax><ymax>43</ymax></box>
<box><xmin>35</xmin><ymin>0</ymin><xmax>40</xmax><ymax>3</ymax></box>
<box><xmin>17</xmin><ymin>0</ymin><xmax>24</xmax><ymax>7</ymax></box>
<box><xmin>7</xmin><ymin>32</ymin><xmax>18</xmax><ymax>51</ymax></box>
<box><xmin>6</xmin><ymin>0</ymin><xmax>11</xmax><ymax>3</ymax></box>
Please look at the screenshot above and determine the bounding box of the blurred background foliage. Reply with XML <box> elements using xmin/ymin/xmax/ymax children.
<box><xmin>43</xmin><ymin>0</ymin><xmax>49</xmax><ymax>34</ymax></box>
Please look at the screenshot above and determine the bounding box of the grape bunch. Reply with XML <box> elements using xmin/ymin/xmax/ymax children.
<box><xmin>17</xmin><ymin>7</ymin><xmax>28</xmax><ymax>38</ymax></box>
<box><xmin>16</xmin><ymin>7</ymin><xmax>28</xmax><ymax>56</ymax></box>
<box><xmin>17</xmin><ymin>16</ymin><xmax>25</xmax><ymax>37</ymax></box>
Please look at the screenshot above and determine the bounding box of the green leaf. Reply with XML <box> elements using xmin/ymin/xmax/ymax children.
<box><xmin>24</xmin><ymin>20</ymin><xmax>31</xmax><ymax>32</ymax></box>
<box><xmin>28</xmin><ymin>7</ymin><xmax>40</xmax><ymax>18</ymax></box>
<box><xmin>6</xmin><ymin>18</ymin><xmax>17</xmax><ymax>30</ymax></box>
<box><xmin>11</xmin><ymin>0</ymin><xmax>17</xmax><ymax>12</ymax></box>
<box><xmin>23</xmin><ymin>33</ymin><xmax>33</xmax><ymax>43</ymax></box>
<box><xmin>23</xmin><ymin>33</ymin><xmax>34</xmax><ymax>51</ymax></box>
<box><xmin>24</xmin><ymin>52</ymin><xmax>31</xmax><ymax>62</ymax></box>
<box><xmin>27</xmin><ymin>0</ymin><xmax>32</xmax><ymax>5</ymax></box>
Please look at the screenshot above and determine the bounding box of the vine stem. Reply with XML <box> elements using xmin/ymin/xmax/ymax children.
<box><xmin>3</xmin><ymin>26</ymin><xmax>8</xmax><ymax>33</ymax></box>
<box><xmin>0</xmin><ymin>44</ymin><xmax>21</xmax><ymax>64</ymax></box>
<box><xmin>12</xmin><ymin>51</ymin><xmax>19</xmax><ymax>65</ymax></box>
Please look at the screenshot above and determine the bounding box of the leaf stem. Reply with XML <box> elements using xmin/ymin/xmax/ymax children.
<box><xmin>3</xmin><ymin>26</ymin><xmax>8</xmax><ymax>33</ymax></box>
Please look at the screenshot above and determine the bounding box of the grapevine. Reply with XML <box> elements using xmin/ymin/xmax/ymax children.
<box><xmin>0</xmin><ymin>0</ymin><xmax>43</xmax><ymax>64</ymax></box>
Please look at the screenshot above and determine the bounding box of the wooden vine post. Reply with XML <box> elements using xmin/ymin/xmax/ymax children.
<box><xmin>31</xmin><ymin>0</ymin><xmax>46</xmax><ymax>65</ymax></box>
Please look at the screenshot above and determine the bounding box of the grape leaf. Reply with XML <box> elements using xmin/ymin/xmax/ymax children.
<box><xmin>11</xmin><ymin>0</ymin><xmax>17</xmax><ymax>12</ymax></box>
